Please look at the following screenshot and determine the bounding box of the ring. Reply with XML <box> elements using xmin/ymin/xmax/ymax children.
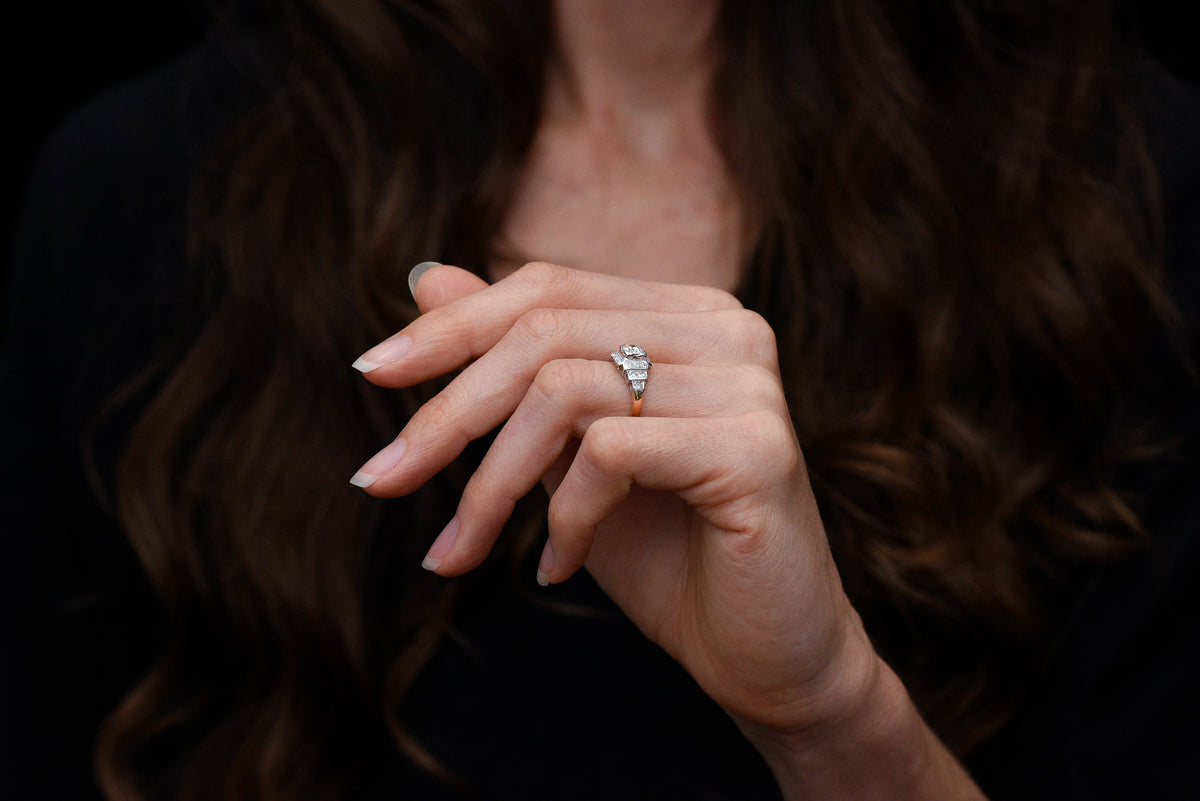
<box><xmin>611</xmin><ymin>344</ymin><xmax>651</xmax><ymax>416</ymax></box>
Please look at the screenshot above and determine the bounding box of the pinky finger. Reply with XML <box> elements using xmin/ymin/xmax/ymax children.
<box><xmin>539</xmin><ymin>410</ymin><xmax>798</xmax><ymax>584</ymax></box>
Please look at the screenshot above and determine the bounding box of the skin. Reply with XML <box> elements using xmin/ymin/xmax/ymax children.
<box><xmin>493</xmin><ymin>0</ymin><xmax>742</xmax><ymax>289</ymax></box>
<box><xmin>351</xmin><ymin>1</ymin><xmax>989</xmax><ymax>797</ymax></box>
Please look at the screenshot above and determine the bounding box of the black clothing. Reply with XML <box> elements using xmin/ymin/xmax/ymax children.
<box><xmin>3</xmin><ymin>47</ymin><xmax>1199</xmax><ymax>800</ymax></box>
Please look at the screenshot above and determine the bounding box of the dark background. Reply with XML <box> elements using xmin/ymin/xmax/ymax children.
<box><xmin>7</xmin><ymin>1</ymin><xmax>207</xmax><ymax>299</ymax></box>
<box><xmin>6</xmin><ymin>1</ymin><xmax>1200</xmax><ymax>308</ymax></box>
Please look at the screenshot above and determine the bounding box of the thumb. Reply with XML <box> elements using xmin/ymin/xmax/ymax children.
<box><xmin>352</xmin><ymin>262</ymin><xmax>489</xmax><ymax>377</ymax></box>
<box><xmin>408</xmin><ymin>261</ymin><xmax>490</xmax><ymax>312</ymax></box>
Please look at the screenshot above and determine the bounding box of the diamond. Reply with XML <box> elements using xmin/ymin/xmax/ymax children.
<box><xmin>625</xmin><ymin>369</ymin><xmax>648</xmax><ymax>381</ymax></box>
<box><xmin>630</xmin><ymin>380</ymin><xmax>646</xmax><ymax>394</ymax></box>
<box><xmin>620</xmin><ymin>345</ymin><xmax>646</xmax><ymax>357</ymax></box>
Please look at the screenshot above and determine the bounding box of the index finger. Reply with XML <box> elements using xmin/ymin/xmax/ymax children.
<box><xmin>354</xmin><ymin>261</ymin><xmax>742</xmax><ymax>387</ymax></box>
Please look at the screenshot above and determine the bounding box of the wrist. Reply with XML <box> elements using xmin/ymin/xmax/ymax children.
<box><xmin>734</xmin><ymin>611</ymin><xmax>985</xmax><ymax>800</ymax></box>
<box><xmin>733</xmin><ymin>601</ymin><xmax>884</xmax><ymax>746</ymax></box>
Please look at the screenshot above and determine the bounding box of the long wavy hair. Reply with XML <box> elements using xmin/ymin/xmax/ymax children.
<box><xmin>96</xmin><ymin>0</ymin><xmax>1175</xmax><ymax>798</ymax></box>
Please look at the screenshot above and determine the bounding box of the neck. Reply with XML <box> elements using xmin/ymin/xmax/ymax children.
<box><xmin>547</xmin><ymin>0</ymin><xmax>723</xmax><ymax>150</ymax></box>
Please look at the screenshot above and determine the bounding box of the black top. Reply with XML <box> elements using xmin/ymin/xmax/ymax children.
<box><xmin>3</xmin><ymin>46</ymin><xmax>1199</xmax><ymax>801</ymax></box>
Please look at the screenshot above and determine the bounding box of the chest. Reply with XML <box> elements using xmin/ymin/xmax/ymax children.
<box><xmin>491</xmin><ymin>122</ymin><xmax>744</xmax><ymax>291</ymax></box>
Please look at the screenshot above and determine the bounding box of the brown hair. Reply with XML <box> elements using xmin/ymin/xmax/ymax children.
<box><xmin>97</xmin><ymin>0</ymin><xmax>1172</xmax><ymax>798</ymax></box>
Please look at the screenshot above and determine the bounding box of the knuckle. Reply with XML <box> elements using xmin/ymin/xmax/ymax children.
<box><xmin>428</xmin><ymin>319</ymin><xmax>481</xmax><ymax>360</ymax></box>
<box><xmin>546</xmin><ymin>493</ymin><xmax>574</xmax><ymax>533</ymax></box>
<box><xmin>515</xmin><ymin>261</ymin><xmax>570</xmax><ymax>295</ymax></box>
<box><xmin>462</xmin><ymin>467</ymin><xmax>519</xmax><ymax>516</ymax></box>
<box><xmin>740</xmin><ymin>409</ymin><xmax>800</xmax><ymax>471</ymax></box>
<box><xmin>532</xmin><ymin>358</ymin><xmax>594</xmax><ymax>400</ymax></box>
<box><xmin>514</xmin><ymin>307</ymin><xmax>574</xmax><ymax>344</ymax></box>
<box><xmin>545</xmin><ymin>493</ymin><xmax>597</xmax><ymax>568</ymax></box>
<box><xmin>580</xmin><ymin>418</ymin><xmax>635</xmax><ymax>474</ymax></box>
<box><xmin>416</xmin><ymin>387</ymin><xmax>470</xmax><ymax>430</ymax></box>
<box><xmin>697</xmin><ymin>286</ymin><xmax>744</xmax><ymax>311</ymax></box>
<box><xmin>726</xmin><ymin>309</ymin><xmax>779</xmax><ymax>364</ymax></box>
<box><xmin>737</xmin><ymin>363</ymin><xmax>785</xmax><ymax>405</ymax></box>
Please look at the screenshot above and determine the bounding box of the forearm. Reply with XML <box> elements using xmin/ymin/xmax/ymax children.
<box><xmin>741</xmin><ymin>654</ymin><xmax>986</xmax><ymax>801</ymax></box>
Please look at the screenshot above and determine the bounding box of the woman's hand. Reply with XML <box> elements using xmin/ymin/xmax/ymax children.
<box><xmin>352</xmin><ymin>262</ymin><xmax>985</xmax><ymax>799</ymax></box>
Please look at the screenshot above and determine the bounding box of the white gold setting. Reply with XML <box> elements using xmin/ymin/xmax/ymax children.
<box><xmin>611</xmin><ymin>344</ymin><xmax>651</xmax><ymax>415</ymax></box>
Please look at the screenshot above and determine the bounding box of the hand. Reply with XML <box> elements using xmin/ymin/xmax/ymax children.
<box><xmin>350</xmin><ymin>261</ymin><xmax>875</xmax><ymax>736</ymax></box>
<box><xmin>351</xmin><ymin>262</ymin><xmax>988</xmax><ymax>799</ymax></box>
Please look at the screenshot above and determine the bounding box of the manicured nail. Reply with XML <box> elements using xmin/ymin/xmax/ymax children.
<box><xmin>352</xmin><ymin>334</ymin><xmax>412</xmax><ymax>372</ymax></box>
<box><xmin>422</xmin><ymin>516</ymin><xmax>460</xmax><ymax>571</ymax></box>
<box><xmin>535</xmin><ymin>539</ymin><xmax>554</xmax><ymax>587</ymax></box>
<box><xmin>408</xmin><ymin>261</ymin><xmax>441</xmax><ymax>298</ymax></box>
<box><xmin>348</xmin><ymin>437</ymin><xmax>407</xmax><ymax>487</ymax></box>
<box><xmin>349</xmin><ymin>471</ymin><xmax>376</xmax><ymax>488</ymax></box>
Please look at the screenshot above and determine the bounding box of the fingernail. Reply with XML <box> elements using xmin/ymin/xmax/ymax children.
<box><xmin>535</xmin><ymin>539</ymin><xmax>554</xmax><ymax>587</ymax></box>
<box><xmin>422</xmin><ymin>516</ymin><xmax>460</xmax><ymax>571</ymax></box>
<box><xmin>408</xmin><ymin>261</ymin><xmax>441</xmax><ymax>298</ymax></box>
<box><xmin>349</xmin><ymin>471</ymin><xmax>376</xmax><ymax>488</ymax></box>
<box><xmin>349</xmin><ymin>437</ymin><xmax>407</xmax><ymax>487</ymax></box>
<box><xmin>353</xmin><ymin>334</ymin><xmax>412</xmax><ymax>372</ymax></box>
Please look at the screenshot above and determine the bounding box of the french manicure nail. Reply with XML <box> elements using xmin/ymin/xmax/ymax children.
<box><xmin>353</xmin><ymin>334</ymin><xmax>412</xmax><ymax>372</ymax></box>
<box><xmin>408</xmin><ymin>261</ymin><xmax>442</xmax><ymax>298</ymax></box>
<box><xmin>535</xmin><ymin>539</ymin><xmax>554</xmax><ymax>587</ymax></box>
<box><xmin>422</xmin><ymin>516</ymin><xmax>460</xmax><ymax>571</ymax></box>
<box><xmin>349</xmin><ymin>471</ymin><xmax>377</xmax><ymax>488</ymax></box>
<box><xmin>349</xmin><ymin>437</ymin><xmax>407</xmax><ymax>488</ymax></box>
